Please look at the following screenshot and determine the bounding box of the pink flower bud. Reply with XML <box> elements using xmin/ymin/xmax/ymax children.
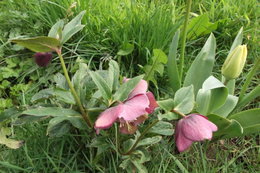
<box><xmin>34</xmin><ymin>52</ymin><xmax>52</xmax><ymax>67</ymax></box>
<box><xmin>175</xmin><ymin>114</ymin><xmax>218</xmax><ymax>152</ymax></box>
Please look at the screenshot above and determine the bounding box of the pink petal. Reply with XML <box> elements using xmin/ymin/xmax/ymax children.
<box><xmin>145</xmin><ymin>92</ymin><xmax>158</xmax><ymax>114</ymax></box>
<box><xmin>94</xmin><ymin>104</ymin><xmax>123</xmax><ymax>132</ymax></box>
<box><xmin>175</xmin><ymin>120</ymin><xmax>193</xmax><ymax>152</ymax></box>
<box><xmin>118</xmin><ymin>94</ymin><xmax>149</xmax><ymax>121</ymax></box>
<box><xmin>124</xmin><ymin>78</ymin><xmax>148</xmax><ymax>99</ymax></box>
<box><xmin>181</xmin><ymin>114</ymin><xmax>218</xmax><ymax>141</ymax></box>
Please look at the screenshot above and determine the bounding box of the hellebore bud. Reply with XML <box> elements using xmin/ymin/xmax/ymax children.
<box><xmin>34</xmin><ymin>52</ymin><xmax>53</xmax><ymax>67</ymax></box>
<box><xmin>221</xmin><ymin>45</ymin><xmax>247</xmax><ymax>80</ymax></box>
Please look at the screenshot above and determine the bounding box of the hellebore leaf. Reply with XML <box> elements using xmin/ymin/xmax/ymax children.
<box><xmin>61</xmin><ymin>11</ymin><xmax>86</xmax><ymax>44</ymax></box>
<box><xmin>157</xmin><ymin>99</ymin><xmax>175</xmax><ymax>112</ymax></box>
<box><xmin>108</xmin><ymin>60</ymin><xmax>120</xmax><ymax>91</ymax></box>
<box><xmin>117</xmin><ymin>43</ymin><xmax>134</xmax><ymax>56</ymax></box>
<box><xmin>47</xmin><ymin>119</ymin><xmax>71</xmax><ymax>137</ymax></box>
<box><xmin>31</xmin><ymin>88</ymin><xmax>54</xmax><ymax>103</ymax></box>
<box><xmin>174</xmin><ymin>85</ymin><xmax>194</xmax><ymax>114</ymax></box>
<box><xmin>208</xmin><ymin>114</ymin><xmax>243</xmax><ymax>139</ymax></box>
<box><xmin>183</xmin><ymin>33</ymin><xmax>216</xmax><ymax>94</ymax></box>
<box><xmin>196</xmin><ymin>76</ymin><xmax>228</xmax><ymax>115</ymax></box>
<box><xmin>11</xmin><ymin>36</ymin><xmax>60</xmax><ymax>52</ymax></box>
<box><xmin>0</xmin><ymin>127</ymin><xmax>23</xmax><ymax>149</ymax></box>
<box><xmin>0</xmin><ymin>108</ymin><xmax>22</xmax><ymax>122</ymax></box>
<box><xmin>137</xmin><ymin>136</ymin><xmax>162</xmax><ymax>147</ymax></box>
<box><xmin>167</xmin><ymin>29</ymin><xmax>180</xmax><ymax>92</ymax></box>
<box><xmin>53</xmin><ymin>73</ymin><xmax>69</xmax><ymax>90</ymax></box>
<box><xmin>229</xmin><ymin>108</ymin><xmax>260</xmax><ymax>135</ymax></box>
<box><xmin>149</xmin><ymin>121</ymin><xmax>174</xmax><ymax>136</ymax></box>
<box><xmin>213</xmin><ymin>94</ymin><xmax>238</xmax><ymax>117</ymax></box>
<box><xmin>89</xmin><ymin>71</ymin><xmax>112</xmax><ymax>100</ymax></box>
<box><xmin>48</xmin><ymin>19</ymin><xmax>64</xmax><ymax>39</ymax></box>
<box><xmin>22</xmin><ymin>107</ymin><xmax>81</xmax><ymax>117</ymax></box>
<box><xmin>114</xmin><ymin>75</ymin><xmax>143</xmax><ymax>102</ymax></box>
<box><xmin>158</xmin><ymin>112</ymin><xmax>179</xmax><ymax>121</ymax></box>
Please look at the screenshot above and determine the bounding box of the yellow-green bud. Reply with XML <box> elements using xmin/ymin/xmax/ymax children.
<box><xmin>221</xmin><ymin>45</ymin><xmax>247</xmax><ymax>80</ymax></box>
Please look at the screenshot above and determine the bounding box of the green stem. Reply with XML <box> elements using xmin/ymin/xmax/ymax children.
<box><xmin>171</xmin><ymin>109</ymin><xmax>186</xmax><ymax>117</ymax></box>
<box><xmin>239</xmin><ymin>58</ymin><xmax>260</xmax><ymax>101</ymax></box>
<box><xmin>179</xmin><ymin>0</ymin><xmax>192</xmax><ymax>83</ymax></box>
<box><xmin>122</xmin><ymin>120</ymin><xmax>159</xmax><ymax>155</ymax></box>
<box><xmin>56</xmin><ymin>49</ymin><xmax>92</xmax><ymax>127</ymax></box>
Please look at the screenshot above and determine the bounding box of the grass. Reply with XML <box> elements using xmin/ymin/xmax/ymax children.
<box><xmin>0</xmin><ymin>0</ymin><xmax>259</xmax><ymax>172</ymax></box>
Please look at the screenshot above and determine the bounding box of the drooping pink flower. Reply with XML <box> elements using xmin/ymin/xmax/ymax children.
<box><xmin>34</xmin><ymin>52</ymin><xmax>52</xmax><ymax>67</ymax></box>
<box><xmin>94</xmin><ymin>78</ymin><xmax>158</xmax><ymax>134</ymax></box>
<box><xmin>175</xmin><ymin>114</ymin><xmax>218</xmax><ymax>152</ymax></box>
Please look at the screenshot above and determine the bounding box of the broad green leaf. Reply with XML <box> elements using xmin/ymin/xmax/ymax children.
<box><xmin>196</xmin><ymin>76</ymin><xmax>228</xmax><ymax>115</ymax></box>
<box><xmin>137</xmin><ymin>136</ymin><xmax>162</xmax><ymax>147</ymax></box>
<box><xmin>22</xmin><ymin>107</ymin><xmax>81</xmax><ymax>117</ymax></box>
<box><xmin>174</xmin><ymin>85</ymin><xmax>194</xmax><ymax>114</ymax></box>
<box><xmin>54</xmin><ymin>89</ymin><xmax>75</xmax><ymax>105</ymax></box>
<box><xmin>113</xmin><ymin>75</ymin><xmax>143</xmax><ymax>102</ymax></box>
<box><xmin>53</xmin><ymin>73</ymin><xmax>69</xmax><ymax>90</ymax></box>
<box><xmin>152</xmin><ymin>49</ymin><xmax>168</xmax><ymax>64</ymax></box>
<box><xmin>48</xmin><ymin>19</ymin><xmax>64</xmax><ymax>39</ymax></box>
<box><xmin>89</xmin><ymin>71</ymin><xmax>112</xmax><ymax>100</ymax></box>
<box><xmin>229</xmin><ymin>27</ymin><xmax>243</xmax><ymax>54</ymax></box>
<box><xmin>61</xmin><ymin>11</ymin><xmax>86</xmax><ymax>44</ymax></box>
<box><xmin>183</xmin><ymin>34</ymin><xmax>216</xmax><ymax>94</ymax></box>
<box><xmin>89</xmin><ymin>136</ymin><xmax>111</xmax><ymax>156</ymax></box>
<box><xmin>47</xmin><ymin>119</ymin><xmax>71</xmax><ymax>137</ymax></box>
<box><xmin>229</xmin><ymin>108</ymin><xmax>260</xmax><ymax>135</ymax></box>
<box><xmin>0</xmin><ymin>108</ymin><xmax>22</xmax><ymax>122</ymax></box>
<box><xmin>11</xmin><ymin>36</ymin><xmax>60</xmax><ymax>52</ymax></box>
<box><xmin>117</xmin><ymin>43</ymin><xmax>134</xmax><ymax>56</ymax></box>
<box><xmin>149</xmin><ymin>121</ymin><xmax>174</xmax><ymax>136</ymax></box>
<box><xmin>158</xmin><ymin>112</ymin><xmax>179</xmax><ymax>121</ymax></box>
<box><xmin>0</xmin><ymin>127</ymin><xmax>23</xmax><ymax>149</ymax></box>
<box><xmin>213</xmin><ymin>95</ymin><xmax>238</xmax><ymax>117</ymax></box>
<box><xmin>167</xmin><ymin>29</ymin><xmax>180</xmax><ymax>92</ymax></box>
<box><xmin>31</xmin><ymin>88</ymin><xmax>54</xmax><ymax>103</ymax></box>
<box><xmin>157</xmin><ymin>99</ymin><xmax>175</xmax><ymax>111</ymax></box>
<box><xmin>208</xmin><ymin>114</ymin><xmax>243</xmax><ymax>139</ymax></box>
<box><xmin>187</xmin><ymin>14</ymin><xmax>218</xmax><ymax>40</ymax></box>
<box><xmin>108</xmin><ymin>60</ymin><xmax>120</xmax><ymax>90</ymax></box>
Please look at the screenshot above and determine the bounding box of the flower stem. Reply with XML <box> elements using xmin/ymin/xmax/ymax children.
<box><xmin>56</xmin><ymin>49</ymin><xmax>92</xmax><ymax>127</ymax></box>
<box><xmin>179</xmin><ymin>0</ymin><xmax>192</xmax><ymax>83</ymax></box>
<box><xmin>171</xmin><ymin>109</ymin><xmax>186</xmax><ymax>117</ymax></box>
<box><xmin>122</xmin><ymin>119</ymin><xmax>159</xmax><ymax>155</ymax></box>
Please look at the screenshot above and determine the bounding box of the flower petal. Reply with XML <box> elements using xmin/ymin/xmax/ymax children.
<box><xmin>175</xmin><ymin>120</ymin><xmax>193</xmax><ymax>152</ymax></box>
<box><xmin>124</xmin><ymin>78</ymin><xmax>148</xmax><ymax>99</ymax></box>
<box><xmin>94</xmin><ymin>104</ymin><xmax>123</xmax><ymax>133</ymax></box>
<box><xmin>145</xmin><ymin>91</ymin><xmax>158</xmax><ymax>114</ymax></box>
<box><xmin>181</xmin><ymin>114</ymin><xmax>217</xmax><ymax>141</ymax></box>
<box><xmin>118</xmin><ymin>94</ymin><xmax>149</xmax><ymax>121</ymax></box>
<box><xmin>119</xmin><ymin>122</ymin><xmax>138</xmax><ymax>134</ymax></box>
<box><xmin>34</xmin><ymin>52</ymin><xmax>52</xmax><ymax>67</ymax></box>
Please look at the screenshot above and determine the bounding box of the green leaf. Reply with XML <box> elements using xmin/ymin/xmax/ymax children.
<box><xmin>0</xmin><ymin>108</ymin><xmax>22</xmax><ymax>122</ymax></box>
<box><xmin>137</xmin><ymin>136</ymin><xmax>162</xmax><ymax>148</ymax></box>
<box><xmin>11</xmin><ymin>36</ymin><xmax>60</xmax><ymax>52</ymax></box>
<box><xmin>89</xmin><ymin>71</ymin><xmax>112</xmax><ymax>100</ymax></box>
<box><xmin>213</xmin><ymin>95</ymin><xmax>238</xmax><ymax>117</ymax></box>
<box><xmin>167</xmin><ymin>29</ymin><xmax>180</xmax><ymax>92</ymax></box>
<box><xmin>183</xmin><ymin>34</ymin><xmax>216</xmax><ymax>94</ymax></box>
<box><xmin>236</xmin><ymin>85</ymin><xmax>260</xmax><ymax>109</ymax></box>
<box><xmin>196</xmin><ymin>76</ymin><xmax>228</xmax><ymax>115</ymax></box>
<box><xmin>53</xmin><ymin>73</ymin><xmax>69</xmax><ymax>90</ymax></box>
<box><xmin>54</xmin><ymin>89</ymin><xmax>76</xmax><ymax>105</ymax></box>
<box><xmin>174</xmin><ymin>85</ymin><xmax>194</xmax><ymax>114</ymax></box>
<box><xmin>229</xmin><ymin>27</ymin><xmax>243</xmax><ymax>54</ymax></box>
<box><xmin>158</xmin><ymin>112</ymin><xmax>179</xmax><ymax>121</ymax></box>
<box><xmin>117</xmin><ymin>43</ymin><xmax>134</xmax><ymax>56</ymax></box>
<box><xmin>31</xmin><ymin>88</ymin><xmax>54</xmax><ymax>103</ymax></box>
<box><xmin>48</xmin><ymin>19</ymin><xmax>64</xmax><ymax>39</ymax></box>
<box><xmin>187</xmin><ymin>14</ymin><xmax>218</xmax><ymax>40</ymax></box>
<box><xmin>22</xmin><ymin>107</ymin><xmax>81</xmax><ymax>117</ymax></box>
<box><xmin>113</xmin><ymin>75</ymin><xmax>143</xmax><ymax>102</ymax></box>
<box><xmin>47</xmin><ymin>119</ymin><xmax>71</xmax><ymax>137</ymax></box>
<box><xmin>89</xmin><ymin>136</ymin><xmax>111</xmax><ymax>156</ymax></box>
<box><xmin>157</xmin><ymin>99</ymin><xmax>175</xmax><ymax>111</ymax></box>
<box><xmin>108</xmin><ymin>60</ymin><xmax>120</xmax><ymax>90</ymax></box>
<box><xmin>61</xmin><ymin>11</ymin><xmax>86</xmax><ymax>44</ymax></box>
<box><xmin>229</xmin><ymin>108</ymin><xmax>260</xmax><ymax>135</ymax></box>
<box><xmin>149</xmin><ymin>121</ymin><xmax>174</xmax><ymax>136</ymax></box>
<box><xmin>152</xmin><ymin>49</ymin><xmax>168</xmax><ymax>64</ymax></box>
<box><xmin>208</xmin><ymin>114</ymin><xmax>243</xmax><ymax>139</ymax></box>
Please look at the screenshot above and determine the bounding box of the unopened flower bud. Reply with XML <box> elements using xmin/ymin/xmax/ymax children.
<box><xmin>34</xmin><ymin>52</ymin><xmax>52</xmax><ymax>67</ymax></box>
<box><xmin>221</xmin><ymin>45</ymin><xmax>247</xmax><ymax>80</ymax></box>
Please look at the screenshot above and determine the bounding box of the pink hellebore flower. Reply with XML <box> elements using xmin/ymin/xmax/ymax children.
<box><xmin>94</xmin><ymin>78</ymin><xmax>158</xmax><ymax>134</ymax></box>
<box><xmin>175</xmin><ymin>114</ymin><xmax>218</xmax><ymax>152</ymax></box>
<box><xmin>34</xmin><ymin>52</ymin><xmax>52</xmax><ymax>67</ymax></box>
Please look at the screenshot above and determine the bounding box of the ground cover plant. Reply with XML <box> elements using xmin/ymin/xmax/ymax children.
<box><xmin>0</xmin><ymin>0</ymin><xmax>259</xmax><ymax>172</ymax></box>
